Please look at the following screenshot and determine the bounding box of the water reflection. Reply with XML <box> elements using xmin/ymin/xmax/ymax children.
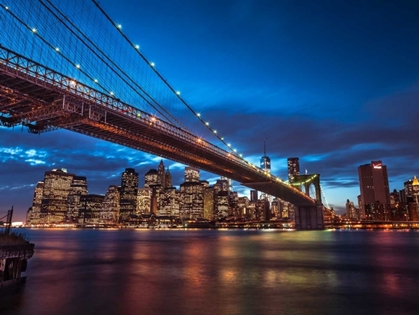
<box><xmin>1</xmin><ymin>229</ymin><xmax>418</xmax><ymax>315</ymax></box>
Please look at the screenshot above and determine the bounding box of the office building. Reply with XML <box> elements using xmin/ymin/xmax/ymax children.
<box><xmin>102</xmin><ymin>185</ymin><xmax>120</xmax><ymax>223</ymax></box>
<box><xmin>358</xmin><ymin>160</ymin><xmax>390</xmax><ymax>218</ymax></box>
<box><xmin>26</xmin><ymin>181</ymin><xmax>44</xmax><ymax>225</ymax></box>
<box><xmin>41</xmin><ymin>168</ymin><xmax>75</xmax><ymax>223</ymax></box>
<box><xmin>67</xmin><ymin>176</ymin><xmax>88</xmax><ymax>221</ymax></box>
<box><xmin>184</xmin><ymin>166</ymin><xmax>200</xmax><ymax>183</ymax></box>
<box><xmin>287</xmin><ymin>157</ymin><xmax>300</xmax><ymax>182</ymax></box>
<box><xmin>119</xmin><ymin>168</ymin><xmax>139</xmax><ymax>221</ymax></box>
<box><xmin>260</xmin><ymin>141</ymin><xmax>271</xmax><ymax>200</ymax></box>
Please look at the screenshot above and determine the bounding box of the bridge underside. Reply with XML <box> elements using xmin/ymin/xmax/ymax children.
<box><xmin>0</xmin><ymin>47</ymin><xmax>317</xmax><ymax>207</ymax></box>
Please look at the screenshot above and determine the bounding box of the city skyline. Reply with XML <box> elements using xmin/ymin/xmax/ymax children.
<box><xmin>0</xmin><ymin>0</ymin><xmax>419</xmax><ymax>221</ymax></box>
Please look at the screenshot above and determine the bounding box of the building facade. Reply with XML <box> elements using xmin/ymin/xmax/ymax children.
<box><xmin>119</xmin><ymin>168</ymin><xmax>139</xmax><ymax>222</ymax></box>
<box><xmin>358</xmin><ymin>160</ymin><xmax>390</xmax><ymax>219</ymax></box>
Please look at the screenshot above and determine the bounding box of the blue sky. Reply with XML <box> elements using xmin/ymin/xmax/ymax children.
<box><xmin>0</xmin><ymin>0</ymin><xmax>418</xmax><ymax>221</ymax></box>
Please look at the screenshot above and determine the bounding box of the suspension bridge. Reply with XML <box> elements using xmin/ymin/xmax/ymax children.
<box><xmin>0</xmin><ymin>1</ymin><xmax>326</xmax><ymax>229</ymax></box>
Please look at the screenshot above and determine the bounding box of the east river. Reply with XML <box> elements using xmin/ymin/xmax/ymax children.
<box><xmin>1</xmin><ymin>229</ymin><xmax>418</xmax><ymax>315</ymax></box>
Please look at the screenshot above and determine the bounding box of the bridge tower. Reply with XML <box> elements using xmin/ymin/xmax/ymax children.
<box><xmin>292</xmin><ymin>173</ymin><xmax>324</xmax><ymax>229</ymax></box>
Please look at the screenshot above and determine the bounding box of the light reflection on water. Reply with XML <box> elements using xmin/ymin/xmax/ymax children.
<box><xmin>0</xmin><ymin>229</ymin><xmax>418</xmax><ymax>315</ymax></box>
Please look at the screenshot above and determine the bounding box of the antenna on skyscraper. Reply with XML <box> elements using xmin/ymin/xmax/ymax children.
<box><xmin>263</xmin><ymin>139</ymin><xmax>266</xmax><ymax>157</ymax></box>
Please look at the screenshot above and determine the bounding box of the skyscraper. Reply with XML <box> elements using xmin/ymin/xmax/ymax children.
<box><xmin>260</xmin><ymin>140</ymin><xmax>271</xmax><ymax>173</ymax></box>
<box><xmin>67</xmin><ymin>176</ymin><xmax>88</xmax><ymax>221</ymax></box>
<box><xmin>358</xmin><ymin>160</ymin><xmax>390</xmax><ymax>218</ymax></box>
<box><xmin>184</xmin><ymin>166</ymin><xmax>200</xmax><ymax>183</ymax></box>
<box><xmin>145</xmin><ymin>169</ymin><xmax>159</xmax><ymax>188</ymax></box>
<box><xmin>287</xmin><ymin>157</ymin><xmax>300</xmax><ymax>182</ymax></box>
<box><xmin>26</xmin><ymin>181</ymin><xmax>44</xmax><ymax>225</ymax></box>
<box><xmin>165</xmin><ymin>168</ymin><xmax>172</xmax><ymax>188</ymax></box>
<box><xmin>41</xmin><ymin>168</ymin><xmax>75</xmax><ymax>223</ymax></box>
<box><xmin>103</xmin><ymin>185</ymin><xmax>120</xmax><ymax>223</ymax></box>
<box><xmin>119</xmin><ymin>168</ymin><xmax>139</xmax><ymax>221</ymax></box>
<box><xmin>157</xmin><ymin>159</ymin><xmax>166</xmax><ymax>188</ymax></box>
<box><xmin>260</xmin><ymin>140</ymin><xmax>271</xmax><ymax>200</ymax></box>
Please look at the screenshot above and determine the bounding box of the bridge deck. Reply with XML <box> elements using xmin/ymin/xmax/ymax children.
<box><xmin>0</xmin><ymin>46</ymin><xmax>316</xmax><ymax>205</ymax></box>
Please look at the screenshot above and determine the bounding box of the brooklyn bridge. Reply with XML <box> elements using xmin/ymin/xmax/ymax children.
<box><xmin>0</xmin><ymin>1</ymin><xmax>328</xmax><ymax>229</ymax></box>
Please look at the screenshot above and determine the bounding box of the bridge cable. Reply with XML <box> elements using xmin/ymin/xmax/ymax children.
<box><xmin>0</xmin><ymin>5</ymin><xmax>122</xmax><ymax>110</ymax></box>
<box><xmin>91</xmin><ymin>0</ymin><xmax>245</xmax><ymax>159</ymax></box>
<box><xmin>319</xmin><ymin>182</ymin><xmax>331</xmax><ymax>209</ymax></box>
<box><xmin>38</xmin><ymin>0</ymin><xmax>188</xmax><ymax>130</ymax></box>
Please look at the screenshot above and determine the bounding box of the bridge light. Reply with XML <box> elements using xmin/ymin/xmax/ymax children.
<box><xmin>151</xmin><ymin>117</ymin><xmax>156</xmax><ymax>122</ymax></box>
<box><xmin>110</xmin><ymin>91</ymin><xmax>114</xmax><ymax>96</ymax></box>
<box><xmin>94</xmin><ymin>79</ymin><xmax>98</xmax><ymax>83</ymax></box>
<box><xmin>213</xmin><ymin>130</ymin><xmax>217</xmax><ymax>134</ymax></box>
<box><xmin>150</xmin><ymin>62</ymin><xmax>155</xmax><ymax>67</ymax></box>
<box><xmin>117</xmin><ymin>24</ymin><xmax>122</xmax><ymax>29</ymax></box>
<box><xmin>135</xmin><ymin>45</ymin><xmax>140</xmax><ymax>49</ymax></box>
<box><xmin>227</xmin><ymin>143</ymin><xmax>231</xmax><ymax>147</ymax></box>
<box><xmin>196</xmin><ymin>113</ymin><xmax>201</xmax><ymax>117</ymax></box>
<box><xmin>55</xmin><ymin>47</ymin><xmax>60</xmax><ymax>52</ymax></box>
<box><xmin>5</xmin><ymin>6</ymin><xmax>8</xmax><ymax>10</ymax></box>
<box><xmin>205</xmin><ymin>122</ymin><xmax>209</xmax><ymax>126</ymax></box>
<box><xmin>221</xmin><ymin>137</ymin><xmax>224</xmax><ymax>140</ymax></box>
<box><xmin>32</xmin><ymin>28</ymin><xmax>37</xmax><ymax>33</ymax></box>
<box><xmin>239</xmin><ymin>154</ymin><xmax>243</xmax><ymax>157</ymax></box>
<box><xmin>233</xmin><ymin>148</ymin><xmax>237</xmax><ymax>152</ymax></box>
<box><xmin>75</xmin><ymin>64</ymin><xmax>81</xmax><ymax>69</ymax></box>
<box><xmin>197</xmin><ymin>138</ymin><xmax>202</xmax><ymax>143</ymax></box>
<box><xmin>137</xmin><ymin>113</ymin><xmax>141</xmax><ymax>117</ymax></box>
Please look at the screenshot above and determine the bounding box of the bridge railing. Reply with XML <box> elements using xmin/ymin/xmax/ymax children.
<box><xmin>0</xmin><ymin>45</ymin><xmax>314</xmax><ymax>203</ymax></box>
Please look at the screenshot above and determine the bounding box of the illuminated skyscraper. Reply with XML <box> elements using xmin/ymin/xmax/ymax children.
<box><xmin>157</xmin><ymin>159</ymin><xmax>166</xmax><ymax>187</ymax></box>
<box><xmin>358</xmin><ymin>160</ymin><xmax>390</xmax><ymax>218</ymax></box>
<box><xmin>165</xmin><ymin>168</ymin><xmax>172</xmax><ymax>188</ymax></box>
<box><xmin>102</xmin><ymin>185</ymin><xmax>120</xmax><ymax>223</ymax></box>
<box><xmin>250</xmin><ymin>190</ymin><xmax>258</xmax><ymax>201</ymax></box>
<box><xmin>404</xmin><ymin>176</ymin><xmax>419</xmax><ymax>204</ymax></box>
<box><xmin>67</xmin><ymin>176</ymin><xmax>88</xmax><ymax>221</ymax></box>
<box><xmin>260</xmin><ymin>140</ymin><xmax>271</xmax><ymax>173</ymax></box>
<box><xmin>41</xmin><ymin>168</ymin><xmax>75</xmax><ymax>223</ymax></box>
<box><xmin>185</xmin><ymin>166</ymin><xmax>200</xmax><ymax>183</ymax></box>
<box><xmin>260</xmin><ymin>140</ymin><xmax>271</xmax><ymax>200</ymax></box>
<box><xmin>26</xmin><ymin>181</ymin><xmax>44</xmax><ymax>225</ymax></box>
<box><xmin>214</xmin><ymin>179</ymin><xmax>229</xmax><ymax>218</ymax></box>
<box><xmin>119</xmin><ymin>168</ymin><xmax>139</xmax><ymax>221</ymax></box>
<box><xmin>79</xmin><ymin>194</ymin><xmax>105</xmax><ymax>224</ymax></box>
<box><xmin>287</xmin><ymin>157</ymin><xmax>300</xmax><ymax>182</ymax></box>
<box><xmin>145</xmin><ymin>169</ymin><xmax>159</xmax><ymax>187</ymax></box>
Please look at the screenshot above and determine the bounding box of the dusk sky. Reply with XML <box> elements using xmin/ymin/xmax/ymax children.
<box><xmin>0</xmin><ymin>0</ymin><xmax>418</xmax><ymax>221</ymax></box>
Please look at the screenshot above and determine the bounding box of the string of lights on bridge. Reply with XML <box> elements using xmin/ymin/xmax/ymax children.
<box><xmin>1</xmin><ymin>2</ymin><xmax>320</xmax><ymax>204</ymax></box>
<box><xmin>92</xmin><ymin>1</ymin><xmax>247</xmax><ymax>162</ymax></box>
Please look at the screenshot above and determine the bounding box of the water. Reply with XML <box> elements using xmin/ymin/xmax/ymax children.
<box><xmin>1</xmin><ymin>229</ymin><xmax>418</xmax><ymax>315</ymax></box>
